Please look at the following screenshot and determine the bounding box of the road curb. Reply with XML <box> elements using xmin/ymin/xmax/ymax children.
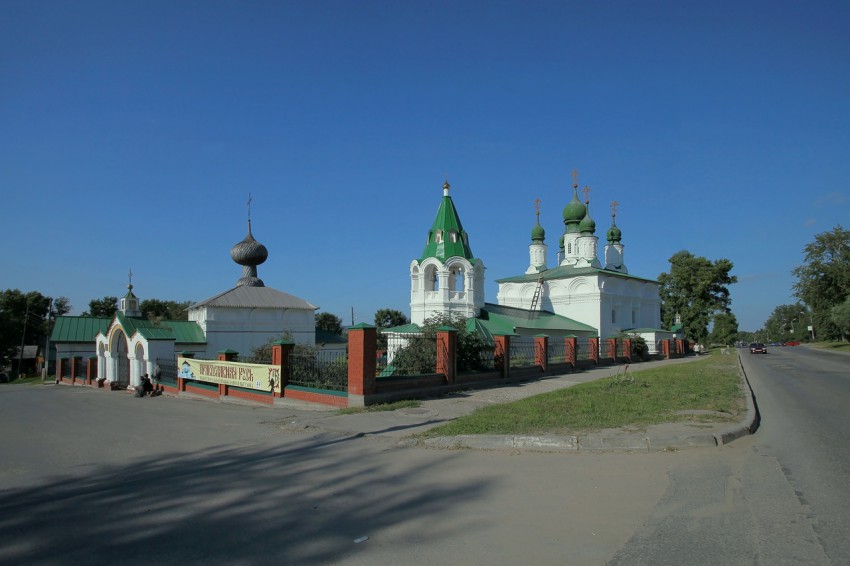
<box><xmin>714</xmin><ymin>357</ymin><xmax>760</xmax><ymax>446</ymax></box>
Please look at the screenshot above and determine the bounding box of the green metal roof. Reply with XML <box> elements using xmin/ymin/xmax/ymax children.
<box><xmin>419</xmin><ymin>183</ymin><xmax>476</xmax><ymax>263</ymax></box>
<box><xmin>51</xmin><ymin>316</ymin><xmax>111</xmax><ymax>343</ymax></box>
<box><xmin>114</xmin><ymin>312</ymin><xmax>206</xmax><ymax>343</ymax></box>
<box><xmin>478</xmin><ymin>304</ymin><xmax>597</xmax><ymax>334</ymax></box>
<box><xmin>496</xmin><ymin>264</ymin><xmax>658</xmax><ymax>285</ymax></box>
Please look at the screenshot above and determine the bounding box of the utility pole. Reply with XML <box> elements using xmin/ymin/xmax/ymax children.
<box><xmin>351</xmin><ymin>307</ymin><xmax>355</xmax><ymax>327</ymax></box>
<box><xmin>43</xmin><ymin>298</ymin><xmax>52</xmax><ymax>382</ymax></box>
<box><xmin>17</xmin><ymin>301</ymin><xmax>29</xmax><ymax>379</ymax></box>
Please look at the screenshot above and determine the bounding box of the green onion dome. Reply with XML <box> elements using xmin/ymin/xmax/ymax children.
<box><xmin>562</xmin><ymin>187</ymin><xmax>587</xmax><ymax>224</ymax></box>
<box><xmin>531</xmin><ymin>220</ymin><xmax>545</xmax><ymax>243</ymax></box>
<box><xmin>579</xmin><ymin>204</ymin><xmax>596</xmax><ymax>235</ymax></box>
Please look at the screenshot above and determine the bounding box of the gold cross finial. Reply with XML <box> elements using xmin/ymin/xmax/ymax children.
<box><xmin>128</xmin><ymin>268</ymin><xmax>133</xmax><ymax>290</ymax></box>
<box><xmin>611</xmin><ymin>200</ymin><xmax>619</xmax><ymax>217</ymax></box>
<box><xmin>582</xmin><ymin>185</ymin><xmax>591</xmax><ymax>204</ymax></box>
<box><xmin>572</xmin><ymin>169</ymin><xmax>578</xmax><ymax>189</ymax></box>
<box><xmin>534</xmin><ymin>198</ymin><xmax>541</xmax><ymax>217</ymax></box>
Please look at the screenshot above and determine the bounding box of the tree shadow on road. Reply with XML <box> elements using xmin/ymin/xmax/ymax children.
<box><xmin>0</xmin><ymin>433</ymin><xmax>493</xmax><ymax>565</ymax></box>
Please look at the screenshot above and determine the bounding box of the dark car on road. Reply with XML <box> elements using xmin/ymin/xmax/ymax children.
<box><xmin>749</xmin><ymin>342</ymin><xmax>767</xmax><ymax>354</ymax></box>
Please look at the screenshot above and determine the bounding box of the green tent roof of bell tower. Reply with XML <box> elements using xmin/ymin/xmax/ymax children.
<box><xmin>419</xmin><ymin>180</ymin><xmax>477</xmax><ymax>263</ymax></box>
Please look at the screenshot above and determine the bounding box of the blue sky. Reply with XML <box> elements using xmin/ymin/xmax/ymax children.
<box><xmin>2</xmin><ymin>0</ymin><xmax>848</xmax><ymax>332</ymax></box>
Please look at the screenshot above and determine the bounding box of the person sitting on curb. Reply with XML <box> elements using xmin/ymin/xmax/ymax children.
<box><xmin>134</xmin><ymin>375</ymin><xmax>155</xmax><ymax>398</ymax></box>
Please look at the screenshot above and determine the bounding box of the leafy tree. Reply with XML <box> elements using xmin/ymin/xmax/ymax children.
<box><xmin>710</xmin><ymin>312</ymin><xmax>739</xmax><ymax>346</ymax></box>
<box><xmin>83</xmin><ymin>296</ymin><xmax>118</xmax><ymax>318</ymax></box>
<box><xmin>792</xmin><ymin>225</ymin><xmax>850</xmax><ymax>341</ymax></box>
<box><xmin>374</xmin><ymin>308</ymin><xmax>409</xmax><ymax>330</ymax></box>
<box><xmin>0</xmin><ymin>290</ymin><xmax>52</xmax><ymax>369</ymax></box>
<box><xmin>141</xmin><ymin>299</ymin><xmax>192</xmax><ymax>321</ymax></box>
<box><xmin>830</xmin><ymin>297</ymin><xmax>850</xmax><ymax>342</ymax></box>
<box><xmin>658</xmin><ymin>251</ymin><xmax>737</xmax><ymax>344</ymax></box>
<box><xmin>52</xmin><ymin>297</ymin><xmax>72</xmax><ymax>316</ymax></box>
<box><xmin>762</xmin><ymin>303</ymin><xmax>810</xmax><ymax>343</ymax></box>
<box><xmin>315</xmin><ymin>312</ymin><xmax>343</xmax><ymax>335</ymax></box>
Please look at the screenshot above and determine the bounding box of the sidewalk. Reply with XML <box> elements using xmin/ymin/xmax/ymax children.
<box><xmin>275</xmin><ymin>355</ymin><xmax>759</xmax><ymax>453</ymax></box>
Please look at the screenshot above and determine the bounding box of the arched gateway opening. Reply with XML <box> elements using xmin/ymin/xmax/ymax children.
<box><xmin>112</xmin><ymin>331</ymin><xmax>130</xmax><ymax>388</ymax></box>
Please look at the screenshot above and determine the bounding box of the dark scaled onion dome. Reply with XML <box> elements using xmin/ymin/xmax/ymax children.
<box><xmin>607</xmin><ymin>218</ymin><xmax>622</xmax><ymax>244</ymax></box>
<box><xmin>231</xmin><ymin>221</ymin><xmax>268</xmax><ymax>267</ymax></box>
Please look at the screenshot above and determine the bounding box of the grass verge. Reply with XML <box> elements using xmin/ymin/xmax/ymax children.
<box><xmin>418</xmin><ymin>351</ymin><xmax>745</xmax><ymax>437</ymax></box>
<box><xmin>337</xmin><ymin>399</ymin><xmax>422</xmax><ymax>414</ymax></box>
<box><xmin>0</xmin><ymin>375</ymin><xmax>48</xmax><ymax>386</ymax></box>
<box><xmin>810</xmin><ymin>341</ymin><xmax>850</xmax><ymax>353</ymax></box>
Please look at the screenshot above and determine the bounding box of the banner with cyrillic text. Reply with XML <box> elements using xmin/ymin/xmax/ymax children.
<box><xmin>177</xmin><ymin>357</ymin><xmax>281</xmax><ymax>394</ymax></box>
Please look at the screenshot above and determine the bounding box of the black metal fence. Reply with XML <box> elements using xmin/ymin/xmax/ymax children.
<box><xmin>288</xmin><ymin>349</ymin><xmax>348</xmax><ymax>391</ymax></box>
<box><xmin>509</xmin><ymin>338</ymin><xmax>536</xmax><ymax>368</ymax></box>
<box><xmin>379</xmin><ymin>334</ymin><xmax>438</xmax><ymax>377</ymax></box>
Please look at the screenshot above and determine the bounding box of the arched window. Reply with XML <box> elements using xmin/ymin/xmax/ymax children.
<box><xmin>449</xmin><ymin>266</ymin><xmax>465</xmax><ymax>291</ymax></box>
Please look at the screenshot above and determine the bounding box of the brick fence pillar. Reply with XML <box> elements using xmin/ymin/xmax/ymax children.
<box><xmin>622</xmin><ymin>338</ymin><xmax>632</xmax><ymax>363</ymax></box>
<box><xmin>494</xmin><ymin>334</ymin><xmax>511</xmax><ymax>378</ymax></box>
<box><xmin>347</xmin><ymin>323</ymin><xmax>377</xmax><ymax>406</ymax></box>
<box><xmin>676</xmin><ymin>339</ymin><xmax>685</xmax><ymax>357</ymax></box>
<box><xmin>86</xmin><ymin>356</ymin><xmax>98</xmax><ymax>385</ymax></box>
<box><xmin>534</xmin><ymin>335</ymin><xmax>549</xmax><ymax>372</ymax></box>
<box><xmin>565</xmin><ymin>336</ymin><xmax>577</xmax><ymax>368</ymax></box>
<box><xmin>271</xmin><ymin>340</ymin><xmax>294</xmax><ymax>397</ymax></box>
<box><xmin>436</xmin><ymin>327</ymin><xmax>457</xmax><ymax>384</ymax></box>
<box><xmin>606</xmin><ymin>338</ymin><xmax>617</xmax><ymax>363</ymax></box>
<box><xmin>589</xmin><ymin>337</ymin><xmax>599</xmax><ymax>365</ymax></box>
<box><xmin>662</xmin><ymin>339</ymin><xmax>671</xmax><ymax>359</ymax></box>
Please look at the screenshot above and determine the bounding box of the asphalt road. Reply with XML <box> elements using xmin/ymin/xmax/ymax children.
<box><xmin>1</xmin><ymin>348</ymin><xmax>847</xmax><ymax>565</ymax></box>
<box><xmin>739</xmin><ymin>345</ymin><xmax>850</xmax><ymax>563</ymax></box>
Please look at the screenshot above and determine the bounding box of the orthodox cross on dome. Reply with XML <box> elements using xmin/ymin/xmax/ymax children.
<box><xmin>127</xmin><ymin>268</ymin><xmax>134</xmax><ymax>290</ymax></box>
<box><xmin>611</xmin><ymin>200</ymin><xmax>619</xmax><ymax>218</ymax></box>
<box><xmin>247</xmin><ymin>192</ymin><xmax>253</xmax><ymax>222</ymax></box>
<box><xmin>534</xmin><ymin>198</ymin><xmax>541</xmax><ymax>219</ymax></box>
<box><xmin>582</xmin><ymin>185</ymin><xmax>592</xmax><ymax>204</ymax></box>
<box><xmin>572</xmin><ymin>169</ymin><xmax>579</xmax><ymax>189</ymax></box>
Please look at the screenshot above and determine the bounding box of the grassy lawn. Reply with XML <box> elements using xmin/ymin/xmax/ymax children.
<box><xmin>810</xmin><ymin>341</ymin><xmax>850</xmax><ymax>353</ymax></box>
<box><xmin>419</xmin><ymin>351</ymin><xmax>745</xmax><ymax>437</ymax></box>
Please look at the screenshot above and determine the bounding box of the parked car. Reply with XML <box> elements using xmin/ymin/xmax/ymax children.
<box><xmin>749</xmin><ymin>342</ymin><xmax>767</xmax><ymax>354</ymax></box>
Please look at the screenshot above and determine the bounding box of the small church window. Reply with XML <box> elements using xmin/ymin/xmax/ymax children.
<box><xmin>449</xmin><ymin>231</ymin><xmax>457</xmax><ymax>243</ymax></box>
<box><xmin>567</xmin><ymin>243</ymin><xmax>572</xmax><ymax>254</ymax></box>
<box><xmin>435</xmin><ymin>230</ymin><xmax>443</xmax><ymax>244</ymax></box>
<box><xmin>611</xmin><ymin>310</ymin><xmax>616</xmax><ymax>324</ymax></box>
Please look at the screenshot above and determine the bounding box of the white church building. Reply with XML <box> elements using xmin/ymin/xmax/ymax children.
<box><xmin>403</xmin><ymin>174</ymin><xmax>669</xmax><ymax>350</ymax></box>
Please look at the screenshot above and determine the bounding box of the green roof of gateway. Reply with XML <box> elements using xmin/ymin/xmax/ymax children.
<box><xmin>50</xmin><ymin>314</ymin><xmax>206</xmax><ymax>345</ymax></box>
